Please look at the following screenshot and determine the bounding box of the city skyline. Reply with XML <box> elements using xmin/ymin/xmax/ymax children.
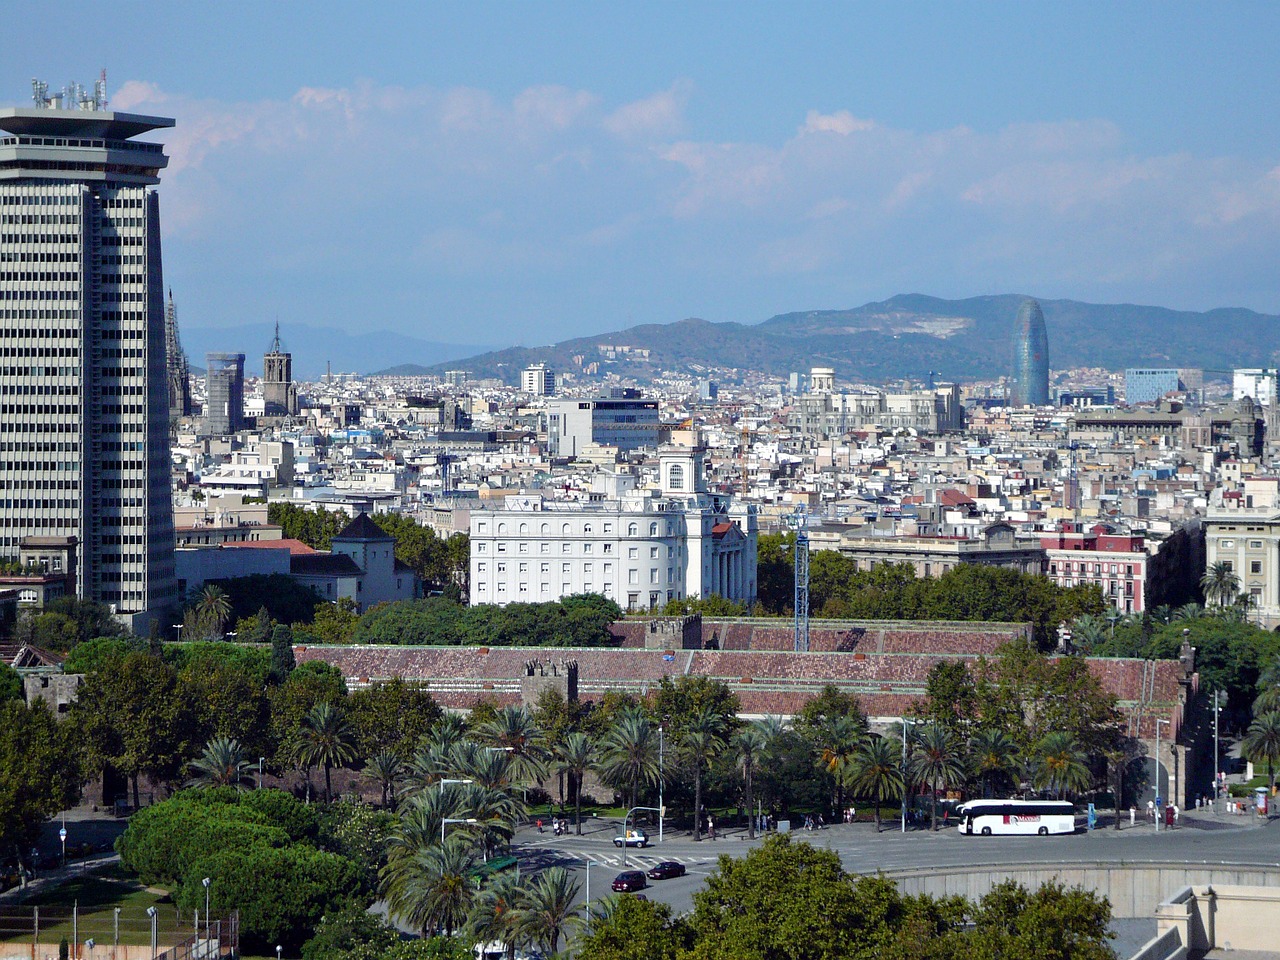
<box><xmin>5</xmin><ymin>5</ymin><xmax>1280</xmax><ymax>351</ymax></box>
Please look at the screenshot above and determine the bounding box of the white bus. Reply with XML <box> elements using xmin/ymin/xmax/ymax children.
<box><xmin>957</xmin><ymin>799</ymin><xmax>1076</xmax><ymax>836</ymax></box>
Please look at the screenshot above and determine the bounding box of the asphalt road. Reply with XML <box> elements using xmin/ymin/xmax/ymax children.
<box><xmin>513</xmin><ymin>811</ymin><xmax>1280</xmax><ymax>918</ymax></box>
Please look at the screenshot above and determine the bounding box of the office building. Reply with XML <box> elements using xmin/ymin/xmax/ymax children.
<box><xmin>547</xmin><ymin>389</ymin><xmax>660</xmax><ymax>456</ymax></box>
<box><xmin>1008</xmin><ymin>298</ymin><xmax>1050</xmax><ymax>406</ymax></box>
<box><xmin>0</xmin><ymin>77</ymin><xmax>177</xmax><ymax>623</ymax></box>
<box><xmin>791</xmin><ymin>366</ymin><xmax>963</xmax><ymax>438</ymax></box>
<box><xmin>204</xmin><ymin>352</ymin><xmax>245</xmax><ymax>435</ymax></box>
<box><xmin>262</xmin><ymin>323</ymin><xmax>298</xmax><ymax>416</ymax></box>
<box><xmin>1125</xmin><ymin>368</ymin><xmax>1181</xmax><ymax>405</ymax></box>
<box><xmin>470</xmin><ymin>446</ymin><xmax>757</xmax><ymax>611</ymax></box>
<box><xmin>521</xmin><ymin>362</ymin><xmax>554</xmax><ymax>396</ymax></box>
<box><xmin>164</xmin><ymin>290</ymin><xmax>191</xmax><ymax>419</ymax></box>
<box><xmin>1233</xmin><ymin>368</ymin><xmax>1279</xmax><ymax>407</ymax></box>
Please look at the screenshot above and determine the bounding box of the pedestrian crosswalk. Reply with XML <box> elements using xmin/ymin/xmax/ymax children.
<box><xmin>575</xmin><ymin>850</ymin><xmax>720</xmax><ymax>869</ymax></box>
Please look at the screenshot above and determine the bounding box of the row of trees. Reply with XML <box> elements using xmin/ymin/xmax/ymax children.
<box><xmin>754</xmin><ymin>537</ymin><xmax>1106</xmax><ymax>647</ymax></box>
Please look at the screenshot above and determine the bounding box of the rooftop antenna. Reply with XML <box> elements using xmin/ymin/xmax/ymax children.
<box><xmin>270</xmin><ymin>318</ymin><xmax>282</xmax><ymax>354</ymax></box>
<box><xmin>31</xmin><ymin>79</ymin><xmax>48</xmax><ymax>108</ymax></box>
<box><xmin>789</xmin><ymin>506</ymin><xmax>810</xmax><ymax>653</ymax></box>
<box><xmin>94</xmin><ymin>69</ymin><xmax>108</xmax><ymax>111</ymax></box>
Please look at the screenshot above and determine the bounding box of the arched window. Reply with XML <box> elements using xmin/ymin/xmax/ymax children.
<box><xmin>668</xmin><ymin>463</ymin><xmax>684</xmax><ymax>491</ymax></box>
<box><xmin>497</xmin><ymin>522</ymin><xmax>507</xmax><ymax>534</ymax></box>
<box><xmin>540</xmin><ymin>523</ymin><xmax>550</xmax><ymax>535</ymax></box>
<box><xmin>518</xmin><ymin>522</ymin><xmax>528</xmax><ymax>535</ymax></box>
<box><xmin>563</xmin><ymin>523</ymin><xmax>572</xmax><ymax>535</ymax></box>
<box><xmin>628</xmin><ymin>523</ymin><xmax>638</xmax><ymax>536</ymax></box>
<box><xmin>584</xmin><ymin>524</ymin><xmax>593</xmax><ymax>535</ymax></box>
<box><xmin>650</xmin><ymin>522</ymin><xmax>658</xmax><ymax>536</ymax></box>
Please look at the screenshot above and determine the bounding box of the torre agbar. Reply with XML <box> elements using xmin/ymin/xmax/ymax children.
<box><xmin>0</xmin><ymin>79</ymin><xmax>177</xmax><ymax>627</ymax></box>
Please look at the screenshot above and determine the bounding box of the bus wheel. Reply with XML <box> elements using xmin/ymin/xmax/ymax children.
<box><xmin>1038</xmin><ymin>826</ymin><xmax>1048</xmax><ymax>836</ymax></box>
<box><xmin>980</xmin><ymin>826</ymin><xmax>991</xmax><ymax>835</ymax></box>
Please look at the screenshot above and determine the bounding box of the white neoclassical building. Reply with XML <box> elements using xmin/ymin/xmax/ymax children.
<box><xmin>469</xmin><ymin>447</ymin><xmax>757</xmax><ymax>611</ymax></box>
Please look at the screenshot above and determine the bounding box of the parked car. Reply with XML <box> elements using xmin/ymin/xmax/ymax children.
<box><xmin>647</xmin><ymin>860</ymin><xmax>686</xmax><ymax>880</ymax></box>
<box><xmin>613</xmin><ymin>829</ymin><xmax>649</xmax><ymax>848</ymax></box>
<box><xmin>611</xmin><ymin>870</ymin><xmax>647</xmax><ymax>893</ymax></box>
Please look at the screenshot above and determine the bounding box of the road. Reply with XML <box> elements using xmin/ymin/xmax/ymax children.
<box><xmin>512</xmin><ymin>810</ymin><xmax>1280</xmax><ymax>918</ymax></box>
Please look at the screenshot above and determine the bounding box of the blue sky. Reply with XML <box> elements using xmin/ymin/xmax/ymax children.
<box><xmin>8</xmin><ymin>3</ymin><xmax>1280</xmax><ymax>349</ymax></box>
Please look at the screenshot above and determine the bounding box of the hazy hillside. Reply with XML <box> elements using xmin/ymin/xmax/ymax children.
<box><xmin>426</xmin><ymin>294</ymin><xmax>1280</xmax><ymax>385</ymax></box>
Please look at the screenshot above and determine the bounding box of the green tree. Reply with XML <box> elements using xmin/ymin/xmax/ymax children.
<box><xmin>72</xmin><ymin>650</ymin><xmax>197</xmax><ymax>808</ymax></box>
<box><xmin>186</xmin><ymin>736</ymin><xmax>257</xmax><ymax>790</ymax></box>
<box><xmin>848</xmin><ymin>735</ymin><xmax>903</xmax><ymax>832</ymax></box>
<box><xmin>347</xmin><ymin>679</ymin><xmax>441</xmax><ymax>759</ymax></box>
<box><xmin>681</xmin><ymin>705</ymin><xmax>728</xmax><ymax>841</ymax></box>
<box><xmin>475</xmin><ymin>706</ymin><xmax>550</xmax><ymax>788</ymax></box>
<box><xmin>269</xmin><ymin>625</ymin><xmax>297</xmax><ymax>685</ymax></box>
<box><xmin>967</xmin><ymin>728</ymin><xmax>1019</xmax><ymax>798</ymax></box>
<box><xmin>0</xmin><ymin>663</ymin><xmax>22</xmax><ymax>702</ymax></box>
<box><xmin>1242</xmin><ymin>711</ymin><xmax>1280</xmax><ymax>794</ymax></box>
<box><xmin>1032</xmin><ymin>732</ymin><xmax>1093</xmax><ymax>799</ymax></box>
<box><xmin>556</xmin><ymin>732</ymin><xmax>596</xmax><ymax>835</ymax></box>
<box><xmin>363</xmin><ymin>750</ymin><xmax>404</xmax><ymax>809</ymax></box>
<box><xmin>1201</xmin><ymin>561</ymin><xmax>1241</xmax><ymax>608</ymax></box>
<box><xmin>465</xmin><ymin>872</ymin><xmax>527</xmax><ymax>960</ymax></box>
<box><xmin>382</xmin><ymin>834</ymin><xmax>477</xmax><ymax>937</ymax></box>
<box><xmin>735</xmin><ymin>722</ymin><xmax>770</xmax><ymax>839</ymax></box>
<box><xmin>966</xmin><ymin>879</ymin><xmax>1115</xmax><ymax>960</ymax></box>
<box><xmin>576</xmin><ymin>896</ymin><xmax>690</xmax><ymax>960</ymax></box>
<box><xmin>294</xmin><ymin>702</ymin><xmax>359</xmax><ymax>802</ymax></box>
<box><xmin>198</xmin><ymin>585</ymin><xmax>233</xmax><ymax>636</ymax></box>
<box><xmin>306</xmin><ymin>598</ymin><xmax>361</xmax><ymax>644</ymax></box>
<box><xmin>919</xmin><ymin>663</ymin><xmax>977</xmax><ymax>739</ymax></box>
<box><xmin>0</xmin><ymin>699</ymin><xmax>81</xmax><ymax>858</ymax></box>
<box><xmin>597</xmin><ymin>709</ymin><xmax>661</xmax><ymax>812</ymax></box>
<box><xmin>515</xmin><ymin>865</ymin><xmax>580</xmax><ymax>955</ymax></box>
<box><xmin>269</xmin><ymin>503</ymin><xmax>351</xmax><ymax>550</ymax></box>
<box><xmin>302</xmin><ymin>904</ymin><xmax>399</xmax><ymax>960</ymax></box>
<box><xmin>907</xmin><ymin>724</ymin><xmax>966</xmax><ymax>832</ymax></box>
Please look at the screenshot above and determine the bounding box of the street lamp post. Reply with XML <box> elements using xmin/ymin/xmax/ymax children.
<box><xmin>172</xmin><ymin>623</ymin><xmax>183</xmax><ymax>641</ymax></box>
<box><xmin>1213</xmin><ymin>689</ymin><xmax>1221</xmax><ymax>813</ymax></box>
<box><xmin>146</xmin><ymin>906</ymin><xmax>158</xmax><ymax>960</ymax></box>
<box><xmin>658</xmin><ymin>725</ymin><xmax>664</xmax><ymax>844</ymax></box>
<box><xmin>258</xmin><ymin>757</ymin><xmax>264</xmax><ymax>790</ymax></box>
<box><xmin>1155</xmin><ymin>718</ymin><xmax>1170</xmax><ymax>832</ymax></box>
<box><xmin>202</xmin><ymin>877</ymin><xmax>211</xmax><ymax>946</ymax></box>
<box><xmin>59</xmin><ymin>819</ymin><xmax>66</xmax><ymax>867</ymax></box>
<box><xmin>900</xmin><ymin>718</ymin><xmax>916</xmax><ymax>834</ymax></box>
<box><xmin>441</xmin><ymin>817</ymin><xmax>477</xmax><ymax>844</ymax></box>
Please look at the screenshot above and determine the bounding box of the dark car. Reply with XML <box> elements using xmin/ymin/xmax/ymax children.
<box><xmin>611</xmin><ymin>870</ymin><xmax>647</xmax><ymax>893</ymax></box>
<box><xmin>647</xmin><ymin>860</ymin><xmax>686</xmax><ymax>880</ymax></box>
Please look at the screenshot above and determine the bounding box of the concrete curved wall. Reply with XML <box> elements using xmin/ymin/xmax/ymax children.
<box><xmin>880</xmin><ymin>862</ymin><xmax>1280</xmax><ymax>918</ymax></box>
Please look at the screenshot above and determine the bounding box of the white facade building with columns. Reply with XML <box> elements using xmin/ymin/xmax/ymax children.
<box><xmin>469</xmin><ymin>447</ymin><xmax>757</xmax><ymax>611</ymax></box>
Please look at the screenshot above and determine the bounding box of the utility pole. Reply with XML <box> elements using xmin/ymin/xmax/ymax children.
<box><xmin>1213</xmin><ymin>689</ymin><xmax>1221</xmax><ymax>813</ymax></box>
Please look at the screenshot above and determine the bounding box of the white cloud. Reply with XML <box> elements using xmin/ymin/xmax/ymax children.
<box><xmin>801</xmin><ymin>109</ymin><xmax>875</xmax><ymax>136</ymax></box>
<box><xmin>603</xmin><ymin>82</ymin><xmax>691</xmax><ymax>140</ymax></box>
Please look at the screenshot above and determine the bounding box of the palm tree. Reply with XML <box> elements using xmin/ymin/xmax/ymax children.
<box><xmin>476</xmin><ymin>706</ymin><xmax>550</xmax><ymax>787</ymax></box>
<box><xmin>1172</xmin><ymin>602</ymin><xmax>1205</xmax><ymax>622</ymax></box>
<box><xmin>186</xmin><ymin>736</ymin><xmax>256</xmax><ymax>790</ymax></box>
<box><xmin>1242</xmin><ymin>712</ymin><xmax>1280</xmax><ymax>796</ymax></box>
<box><xmin>968</xmin><ymin>728</ymin><xmax>1019</xmax><ymax>798</ymax></box>
<box><xmin>847</xmin><ymin>735</ymin><xmax>903</xmax><ymax>832</ymax></box>
<box><xmin>680</xmin><ymin>706</ymin><xmax>728</xmax><ymax>841</ymax></box>
<box><xmin>461</xmin><ymin>782</ymin><xmax>522</xmax><ymax>861</ymax></box>
<box><xmin>1033</xmin><ymin>732</ymin><xmax>1093</xmax><ymax>799</ymax></box>
<box><xmin>907</xmin><ymin>724</ymin><xmax>966</xmax><ymax>831</ymax></box>
<box><xmin>596</xmin><ymin>709</ymin><xmax>660</xmax><ymax>813</ymax></box>
<box><xmin>556</xmin><ymin>732</ymin><xmax>595</xmax><ymax>835</ymax></box>
<box><xmin>1069</xmin><ymin>614</ymin><xmax>1108</xmax><ymax>651</ymax></box>
<box><xmin>515</xmin><ymin>866</ymin><xmax>581</xmax><ymax>956</ymax></box>
<box><xmin>364</xmin><ymin>749</ymin><xmax>404</xmax><ymax>808</ymax></box>
<box><xmin>467</xmin><ymin>872</ymin><xmax>527</xmax><ymax>960</ymax></box>
<box><xmin>294</xmin><ymin>701</ymin><xmax>359</xmax><ymax>802</ymax></box>
<box><xmin>735</xmin><ymin>723</ymin><xmax>770</xmax><ymax>839</ymax></box>
<box><xmin>812</xmin><ymin>713</ymin><xmax>865</xmax><ymax>818</ymax></box>
<box><xmin>1201</xmin><ymin>562</ymin><xmax>1241</xmax><ymax>608</ymax></box>
<box><xmin>197</xmin><ymin>584</ymin><xmax>232</xmax><ymax>637</ymax></box>
<box><xmin>382</xmin><ymin>834</ymin><xmax>477</xmax><ymax>936</ymax></box>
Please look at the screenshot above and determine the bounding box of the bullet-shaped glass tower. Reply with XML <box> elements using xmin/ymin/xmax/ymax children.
<box><xmin>1009</xmin><ymin>298</ymin><xmax>1050</xmax><ymax>407</ymax></box>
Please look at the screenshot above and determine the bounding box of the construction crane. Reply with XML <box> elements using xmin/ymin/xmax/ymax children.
<box><xmin>788</xmin><ymin>506</ymin><xmax>810</xmax><ymax>653</ymax></box>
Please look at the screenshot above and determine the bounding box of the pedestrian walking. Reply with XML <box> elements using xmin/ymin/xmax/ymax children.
<box><xmin>707</xmin><ymin>815</ymin><xmax>716</xmax><ymax>840</ymax></box>
<box><xmin>1129</xmin><ymin>805</ymin><xmax>1136</xmax><ymax>827</ymax></box>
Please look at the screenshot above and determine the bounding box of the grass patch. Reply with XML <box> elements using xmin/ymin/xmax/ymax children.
<box><xmin>0</xmin><ymin>870</ymin><xmax>194</xmax><ymax>947</ymax></box>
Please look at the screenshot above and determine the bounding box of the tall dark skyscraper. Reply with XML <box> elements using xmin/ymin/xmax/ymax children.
<box><xmin>0</xmin><ymin>76</ymin><xmax>177</xmax><ymax>625</ymax></box>
<box><xmin>1009</xmin><ymin>297</ymin><xmax>1050</xmax><ymax>406</ymax></box>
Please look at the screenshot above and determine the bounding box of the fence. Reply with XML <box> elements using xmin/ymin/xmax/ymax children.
<box><xmin>0</xmin><ymin>906</ymin><xmax>238</xmax><ymax>960</ymax></box>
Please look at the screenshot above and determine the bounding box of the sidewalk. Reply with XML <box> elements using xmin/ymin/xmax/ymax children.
<box><xmin>0</xmin><ymin>854</ymin><xmax>121</xmax><ymax>904</ymax></box>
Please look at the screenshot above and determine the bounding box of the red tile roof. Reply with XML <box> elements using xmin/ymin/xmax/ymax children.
<box><xmin>222</xmin><ymin>539</ymin><xmax>319</xmax><ymax>556</ymax></box>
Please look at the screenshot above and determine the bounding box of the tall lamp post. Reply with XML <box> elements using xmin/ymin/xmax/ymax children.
<box><xmin>1155</xmin><ymin>718</ymin><xmax>1170</xmax><ymax>832</ymax></box>
<box><xmin>900</xmin><ymin>718</ymin><xmax>917</xmax><ymax>834</ymax></box>
<box><xmin>202</xmin><ymin>877</ymin><xmax>211</xmax><ymax>946</ymax></box>
<box><xmin>658</xmin><ymin>725</ymin><xmax>664</xmax><ymax>844</ymax></box>
<box><xmin>442</xmin><ymin>817</ymin><xmax>477</xmax><ymax>844</ymax></box>
<box><xmin>146</xmin><ymin>906</ymin><xmax>158</xmax><ymax>960</ymax></box>
<box><xmin>1213</xmin><ymin>689</ymin><xmax>1222</xmax><ymax>813</ymax></box>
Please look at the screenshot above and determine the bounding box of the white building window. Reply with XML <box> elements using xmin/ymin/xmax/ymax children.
<box><xmin>628</xmin><ymin>547</ymin><xmax>638</xmax><ymax>559</ymax></box>
<box><xmin>628</xmin><ymin>523</ymin><xmax>638</xmax><ymax>536</ymax></box>
<box><xmin>669</xmin><ymin>464</ymin><xmax>684</xmax><ymax>491</ymax></box>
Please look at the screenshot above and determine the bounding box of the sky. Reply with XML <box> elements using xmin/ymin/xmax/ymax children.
<box><xmin>7</xmin><ymin>2</ymin><xmax>1280</xmax><ymax>350</ymax></box>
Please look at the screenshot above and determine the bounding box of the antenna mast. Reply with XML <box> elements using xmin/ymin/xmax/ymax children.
<box><xmin>791</xmin><ymin>506</ymin><xmax>810</xmax><ymax>653</ymax></box>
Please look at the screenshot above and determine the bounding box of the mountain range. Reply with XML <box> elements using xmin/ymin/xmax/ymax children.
<box><xmin>180</xmin><ymin>322</ymin><xmax>492</xmax><ymax>381</ymax></box>
<box><xmin>415</xmin><ymin>294</ymin><xmax>1280</xmax><ymax>385</ymax></box>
